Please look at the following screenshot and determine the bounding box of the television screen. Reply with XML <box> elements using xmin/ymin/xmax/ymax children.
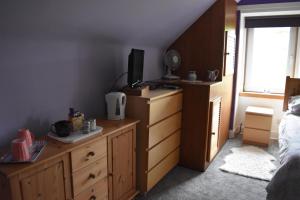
<box><xmin>127</xmin><ymin>49</ymin><xmax>144</xmax><ymax>88</ymax></box>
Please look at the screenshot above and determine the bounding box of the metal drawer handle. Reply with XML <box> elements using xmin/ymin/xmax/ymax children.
<box><xmin>89</xmin><ymin>174</ymin><xmax>96</xmax><ymax>179</ymax></box>
<box><xmin>90</xmin><ymin>195</ymin><xmax>96</xmax><ymax>200</ymax></box>
<box><xmin>212</xmin><ymin>132</ymin><xmax>215</xmax><ymax>135</ymax></box>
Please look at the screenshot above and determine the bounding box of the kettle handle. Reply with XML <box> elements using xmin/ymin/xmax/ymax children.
<box><xmin>214</xmin><ymin>69</ymin><xmax>220</xmax><ymax>78</ymax></box>
<box><xmin>50</xmin><ymin>124</ymin><xmax>56</xmax><ymax>134</ymax></box>
<box><xmin>121</xmin><ymin>94</ymin><xmax>127</xmax><ymax>106</ymax></box>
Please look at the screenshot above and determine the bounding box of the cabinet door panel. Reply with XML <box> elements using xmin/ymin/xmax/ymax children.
<box><xmin>208</xmin><ymin>97</ymin><xmax>221</xmax><ymax>161</ymax></box>
<box><xmin>112</xmin><ymin>130</ymin><xmax>133</xmax><ymax>200</ymax></box>
<box><xmin>20</xmin><ymin>161</ymin><xmax>66</xmax><ymax>200</ymax></box>
<box><xmin>111</xmin><ymin>129</ymin><xmax>135</xmax><ymax>200</ymax></box>
<box><xmin>0</xmin><ymin>173</ymin><xmax>11</xmax><ymax>200</ymax></box>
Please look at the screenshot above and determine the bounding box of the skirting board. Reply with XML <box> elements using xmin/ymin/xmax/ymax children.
<box><xmin>229</xmin><ymin>130</ymin><xmax>235</xmax><ymax>139</ymax></box>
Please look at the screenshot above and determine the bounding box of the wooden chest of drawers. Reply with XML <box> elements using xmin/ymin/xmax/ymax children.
<box><xmin>126</xmin><ymin>89</ymin><xmax>182</xmax><ymax>193</ymax></box>
<box><xmin>243</xmin><ymin>106</ymin><xmax>274</xmax><ymax>146</ymax></box>
<box><xmin>0</xmin><ymin>119</ymin><xmax>138</xmax><ymax>200</ymax></box>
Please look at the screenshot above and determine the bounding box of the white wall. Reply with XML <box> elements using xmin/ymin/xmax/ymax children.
<box><xmin>233</xmin><ymin>3</ymin><xmax>300</xmax><ymax>140</ymax></box>
<box><xmin>235</xmin><ymin>96</ymin><xmax>284</xmax><ymax>139</ymax></box>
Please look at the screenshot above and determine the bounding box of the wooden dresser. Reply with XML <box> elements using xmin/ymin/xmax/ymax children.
<box><xmin>126</xmin><ymin>89</ymin><xmax>182</xmax><ymax>193</ymax></box>
<box><xmin>243</xmin><ymin>106</ymin><xmax>274</xmax><ymax>147</ymax></box>
<box><xmin>0</xmin><ymin>119</ymin><xmax>138</xmax><ymax>200</ymax></box>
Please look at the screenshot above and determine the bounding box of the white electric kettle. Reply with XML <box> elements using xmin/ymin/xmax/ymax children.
<box><xmin>105</xmin><ymin>92</ymin><xmax>126</xmax><ymax>120</ymax></box>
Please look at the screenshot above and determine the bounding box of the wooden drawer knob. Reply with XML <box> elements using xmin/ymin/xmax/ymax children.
<box><xmin>87</xmin><ymin>151</ymin><xmax>95</xmax><ymax>157</ymax></box>
<box><xmin>85</xmin><ymin>151</ymin><xmax>95</xmax><ymax>161</ymax></box>
<box><xmin>89</xmin><ymin>173</ymin><xmax>96</xmax><ymax>179</ymax></box>
<box><xmin>90</xmin><ymin>195</ymin><xmax>96</xmax><ymax>200</ymax></box>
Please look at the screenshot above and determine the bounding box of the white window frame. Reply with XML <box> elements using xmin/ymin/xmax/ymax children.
<box><xmin>243</xmin><ymin>27</ymin><xmax>298</xmax><ymax>94</ymax></box>
<box><xmin>295</xmin><ymin>28</ymin><xmax>300</xmax><ymax>77</ymax></box>
<box><xmin>232</xmin><ymin>2</ymin><xmax>300</xmax><ymax>131</ymax></box>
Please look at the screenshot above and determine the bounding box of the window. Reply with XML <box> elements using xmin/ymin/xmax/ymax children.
<box><xmin>244</xmin><ymin>27</ymin><xmax>298</xmax><ymax>94</ymax></box>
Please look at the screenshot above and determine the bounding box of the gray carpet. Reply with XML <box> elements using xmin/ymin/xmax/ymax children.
<box><xmin>137</xmin><ymin>135</ymin><xmax>279</xmax><ymax>200</ymax></box>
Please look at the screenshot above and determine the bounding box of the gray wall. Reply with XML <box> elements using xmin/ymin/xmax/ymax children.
<box><xmin>0</xmin><ymin>35</ymin><xmax>163</xmax><ymax>147</ymax></box>
<box><xmin>0</xmin><ymin>0</ymin><xmax>218</xmax><ymax>147</ymax></box>
<box><xmin>6</xmin><ymin>0</ymin><xmax>299</xmax><ymax>146</ymax></box>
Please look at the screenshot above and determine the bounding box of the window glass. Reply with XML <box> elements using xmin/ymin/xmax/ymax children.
<box><xmin>244</xmin><ymin>27</ymin><xmax>291</xmax><ymax>93</ymax></box>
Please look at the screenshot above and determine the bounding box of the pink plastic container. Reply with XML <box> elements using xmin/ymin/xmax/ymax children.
<box><xmin>11</xmin><ymin>138</ymin><xmax>30</xmax><ymax>161</ymax></box>
<box><xmin>18</xmin><ymin>129</ymin><xmax>33</xmax><ymax>148</ymax></box>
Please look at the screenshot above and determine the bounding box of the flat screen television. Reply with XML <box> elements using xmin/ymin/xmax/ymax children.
<box><xmin>127</xmin><ymin>49</ymin><xmax>144</xmax><ymax>88</ymax></box>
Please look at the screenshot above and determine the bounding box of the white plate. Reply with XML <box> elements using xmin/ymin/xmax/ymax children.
<box><xmin>48</xmin><ymin>126</ymin><xmax>103</xmax><ymax>143</ymax></box>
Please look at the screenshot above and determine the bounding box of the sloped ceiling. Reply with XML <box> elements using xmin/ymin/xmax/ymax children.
<box><xmin>0</xmin><ymin>0</ymin><xmax>218</xmax><ymax>48</ymax></box>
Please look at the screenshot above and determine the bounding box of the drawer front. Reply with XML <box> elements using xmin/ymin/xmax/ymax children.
<box><xmin>147</xmin><ymin>148</ymin><xmax>179</xmax><ymax>191</ymax></box>
<box><xmin>148</xmin><ymin>112</ymin><xmax>182</xmax><ymax>148</ymax></box>
<box><xmin>75</xmin><ymin>178</ymin><xmax>108</xmax><ymax>200</ymax></box>
<box><xmin>243</xmin><ymin>128</ymin><xmax>270</xmax><ymax>145</ymax></box>
<box><xmin>245</xmin><ymin>114</ymin><xmax>272</xmax><ymax>130</ymax></box>
<box><xmin>148</xmin><ymin>130</ymin><xmax>181</xmax><ymax>170</ymax></box>
<box><xmin>73</xmin><ymin>157</ymin><xmax>108</xmax><ymax>196</ymax></box>
<box><xmin>71</xmin><ymin>138</ymin><xmax>107</xmax><ymax>172</ymax></box>
<box><xmin>149</xmin><ymin>93</ymin><xmax>182</xmax><ymax>125</ymax></box>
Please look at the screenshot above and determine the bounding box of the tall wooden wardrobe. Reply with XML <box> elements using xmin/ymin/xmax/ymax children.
<box><xmin>168</xmin><ymin>0</ymin><xmax>237</xmax><ymax>171</ymax></box>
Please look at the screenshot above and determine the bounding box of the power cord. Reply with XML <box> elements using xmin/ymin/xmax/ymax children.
<box><xmin>109</xmin><ymin>72</ymin><xmax>128</xmax><ymax>93</ymax></box>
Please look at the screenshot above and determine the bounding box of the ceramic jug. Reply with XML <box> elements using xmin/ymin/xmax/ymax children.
<box><xmin>208</xmin><ymin>69</ymin><xmax>219</xmax><ymax>81</ymax></box>
<box><xmin>187</xmin><ymin>71</ymin><xmax>197</xmax><ymax>81</ymax></box>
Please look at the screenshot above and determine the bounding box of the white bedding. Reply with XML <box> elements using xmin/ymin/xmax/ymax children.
<box><xmin>278</xmin><ymin>113</ymin><xmax>300</xmax><ymax>164</ymax></box>
<box><xmin>266</xmin><ymin>113</ymin><xmax>300</xmax><ymax>200</ymax></box>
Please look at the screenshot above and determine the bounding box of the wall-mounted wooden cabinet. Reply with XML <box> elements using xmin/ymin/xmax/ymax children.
<box><xmin>168</xmin><ymin>0</ymin><xmax>237</xmax><ymax>171</ymax></box>
<box><xmin>169</xmin><ymin>0</ymin><xmax>236</xmax><ymax>81</ymax></box>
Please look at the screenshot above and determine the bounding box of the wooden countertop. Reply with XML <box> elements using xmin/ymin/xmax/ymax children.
<box><xmin>153</xmin><ymin>79</ymin><xmax>221</xmax><ymax>86</ymax></box>
<box><xmin>0</xmin><ymin>119</ymin><xmax>139</xmax><ymax>178</ymax></box>
<box><xmin>246</xmin><ymin>106</ymin><xmax>274</xmax><ymax>116</ymax></box>
<box><xmin>139</xmin><ymin>89</ymin><xmax>182</xmax><ymax>101</ymax></box>
<box><xmin>180</xmin><ymin>79</ymin><xmax>221</xmax><ymax>86</ymax></box>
